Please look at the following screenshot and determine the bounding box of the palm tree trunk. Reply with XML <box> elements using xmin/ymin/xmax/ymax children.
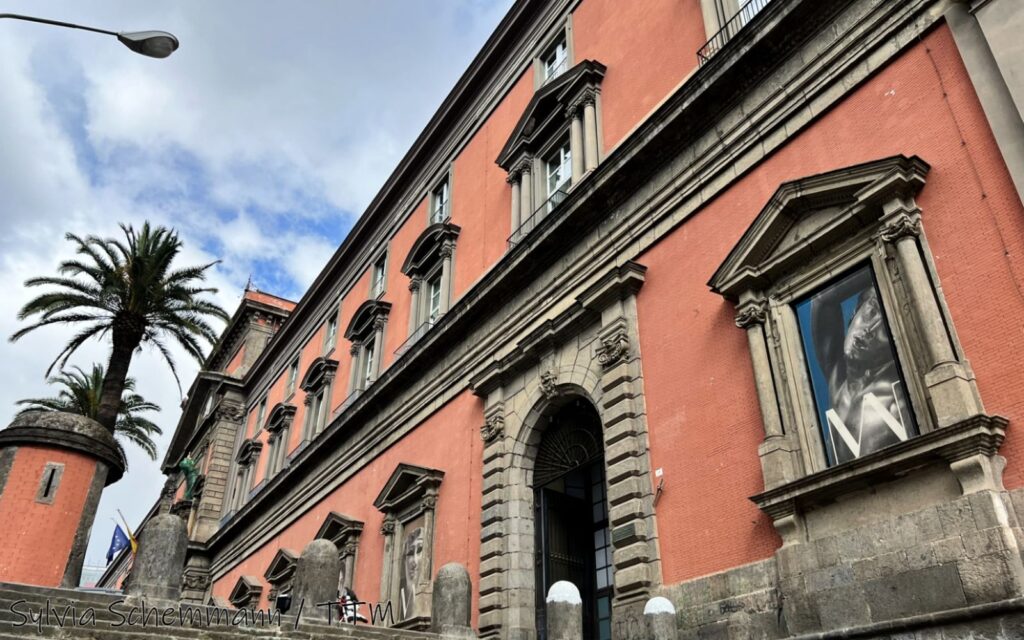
<box><xmin>96</xmin><ymin>331</ymin><xmax>138</xmax><ymax>432</ymax></box>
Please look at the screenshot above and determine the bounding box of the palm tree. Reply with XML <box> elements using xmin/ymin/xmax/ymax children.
<box><xmin>17</xmin><ymin>364</ymin><xmax>162</xmax><ymax>463</ymax></box>
<box><xmin>10</xmin><ymin>222</ymin><xmax>229</xmax><ymax>432</ymax></box>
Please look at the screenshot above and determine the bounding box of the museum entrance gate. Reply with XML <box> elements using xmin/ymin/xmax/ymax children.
<box><xmin>533</xmin><ymin>400</ymin><xmax>612</xmax><ymax>640</ymax></box>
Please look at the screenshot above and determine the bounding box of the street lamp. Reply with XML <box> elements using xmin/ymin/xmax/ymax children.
<box><xmin>0</xmin><ymin>13</ymin><xmax>178</xmax><ymax>58</ymax></box>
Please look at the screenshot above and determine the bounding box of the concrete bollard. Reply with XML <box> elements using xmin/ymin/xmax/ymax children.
<box><xmin>291</xmin><ymin>538</ymin><xmax>341</xmax><ymax>621</ymax></box>
<box><xmin>546</xmin><ymin>581</ymin><xmax>582</xmax><ymax>640</ymax></box>
<box><xmin>125</xmin><ymin>512</ymin><xmax>188</xmax><ymax>601</ymax></box>
<box><xmin>432</xmin><ymin>562</ymin><xmax>475</xmax><ymax>637</ymax></box>
<box><xmin>644</xmin><ymin>596</ymin><xmax>678</xmax><ymax>640</ymax></box>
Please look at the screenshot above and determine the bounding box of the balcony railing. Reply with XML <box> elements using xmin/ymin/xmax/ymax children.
<box><xmin>697</xmin><ymin>0</ymin><xmax>771</xmax><ymax>65</ymax></box>
<box><xmin>507</xmin><ymin>189</ymin><xmax>568</xmax><ymax>249</ymax></box>
<box><xmin>395</xmin><ymin>320</ymin><xmax>435</xmax><ymax>358</ymax></box>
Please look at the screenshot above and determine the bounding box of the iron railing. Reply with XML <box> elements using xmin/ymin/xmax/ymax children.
<box><xmin>507</xmin><ymin>189</ymin><xmax>568</xmax><ymax>249</ymax></box>
<box><xmin>395</xmin><ymin>320</ymin><xmax>435</xmax><ymax>357</ymax></box>
<box><xmin>697</xmin><ymin>0</ymin><xmax>771</xmax><ymax>65</ymax></box>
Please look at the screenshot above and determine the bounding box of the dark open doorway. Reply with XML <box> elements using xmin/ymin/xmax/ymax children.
<box><xmin>533</xmin><ymin>399</ymin><xmax>612</xmax><ymax>640</ymax></box>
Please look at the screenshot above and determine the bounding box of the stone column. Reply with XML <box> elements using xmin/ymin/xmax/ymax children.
<box><xmin>546</xmin><ymin>581</ymin><xmax>583</xmax><ymax>640</ymax></box>
<box><xmin>348</xmin><ymin>341</ymin><xmax>362</xmax><ymax>394</ymax></box>
<box><xmin>735</xmin><ymin>299</ymin><xmax>782</xmax><ymax>439</ymax></box>
<box><xmin>292</xmin><ymin>538</ymin><xmax>341</xmax><ymax>622</ymax></box>
<box><xmin>644</xmin><ymin>596</ymin><xmax>678</xmax><ymax>640</ymax></box>
<box><xmin>439</xmin><ymin>241</ymin><xmax>454</xmax><ymax>314</ymax></box>
<box><xmin>508</xmin><ymin>174</ymin><xmax>521</xmax><ymax>233</ymax></box>
<box><xmin>409</xmin><ymin>276</ymin><xmax>423</xmax><ymax>334</ymax></box>
<box><xmin>126</xmin><ymin>513</ymin><xmax>188</xmax><ymax>601</ymax></box>
<box><xmin>880</xmin><ymin>209</ymin><xmax>984</xmax><ymax>426</ymax></box>
<box><xmin>583</xmin><ymin>94</ymin><xmax>599</xmax><ymax>173</ymax></box>
<box><xmin>432</xmin><ymin>563</ymin><xmax>474</xmax><ymax>637</ymax></box>
<box><xmin>372</xmin><ymin>316</ymin><xmax>387</xmax><ymax>380</ymax></box>
<box><xmin>569</xmin><ymin>107</ymin><xmax>585</xmax><ymax>182</ymax></box>
<box><xmin>519</xmin><ymin>162</ymin><xmax>533</xmax><ymax>225</ymax></box>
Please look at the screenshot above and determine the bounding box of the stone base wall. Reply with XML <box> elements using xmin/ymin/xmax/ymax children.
<box><xmin>647</xmin><ymin>485</ymin><xmax>1024</xmax><ymax>639</ymax></box>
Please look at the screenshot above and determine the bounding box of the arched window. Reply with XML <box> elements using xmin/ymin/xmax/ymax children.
<box><xmin>299</xmin><ymin>357</ymin><xmax>338</xmax><ymax>442</ymax></box>
<box><xmin>344</xmin><ymin>300</ymin><xmax>392</xmax><ymax>393</ymax></box>
<box><xmin>264</xmin><ymin>403</ymin><xmax>296</xmax><ymax>477</ymax></box>
<box><xmin>401</xmin><ymin>223</ymin><xmax>460</xmax><ymax>344</ymax></box>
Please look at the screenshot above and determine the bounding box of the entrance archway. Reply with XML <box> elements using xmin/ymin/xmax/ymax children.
<box><xmin>533</xmin><ymin>398</ymin><xmax>612</xmax><ymax>640</ymax></box>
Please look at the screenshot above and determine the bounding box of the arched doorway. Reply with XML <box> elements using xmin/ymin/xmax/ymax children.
<box><xmin>533</xmin><ymin>398</ymin><xmax>612</xmax><ymax>640</ymax></box>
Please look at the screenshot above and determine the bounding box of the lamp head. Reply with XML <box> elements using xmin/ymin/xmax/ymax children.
<box><xmin>117</xmin><ymin>30</ymin><xmax>178</xmax><ymax>58</ymax></box>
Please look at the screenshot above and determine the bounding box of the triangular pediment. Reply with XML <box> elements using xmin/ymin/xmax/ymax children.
<box><xmin>263</xmin><ymin>548</ymin><xmax>298</xmax><ymax>583</ymax></box>
<box><xmin>315</xmin><ymin>511</ymin><xmax>365</xmax><ymax>547</ymax></box>
<box><xmin>228</xmin><ymin>575</ymin><xmax>263</xmax><ymax>608</ymax></box>
<box><xmin>709</xmin><ymin>155</ymin><xmax>929</xmax><ymax>299</ymax></box>
<box><xmin>373</xmin><ymin>463</ymin><xmax>444</xmax><ymax>512</ymax></box>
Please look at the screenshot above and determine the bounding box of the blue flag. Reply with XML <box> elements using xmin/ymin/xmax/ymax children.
<box><xmin>106</xmin><ymin>525</ymin><xmax>130</xmax><ymax>565</ymax></box>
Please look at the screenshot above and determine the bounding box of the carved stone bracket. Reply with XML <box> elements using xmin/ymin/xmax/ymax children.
<box><xmin>734</xmin><ymin>300</ymin><xmax>768</xmax><ymax>329</ymax></box>
<box><xmin>214</xmin><ymin>400</ymin><xmax>244</xmax><ymax>423</ymax></box>
<box><xmin>879</xmin><ymin>212</ymin><xmax>922</xmax><ymax>244</ymax></box>
<box><xmin>539</xmin><ymin>370</ymin><xmax>558</xmax><ymax>398</ymax></box>
<box><xmin>596</xmin><ymin>321</ymin><xmax>630</xmax><ymax>368</ymax></box>
<box><xmin>481</xmin><ymin>411</ymin><xmax>505</xmax><ymax>444</ymax></box>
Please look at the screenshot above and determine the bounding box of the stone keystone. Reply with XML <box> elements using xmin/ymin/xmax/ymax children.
<box><xmin>125</xmin><ymin>512</ymin><xmax>188</xmax><ymax>601</ymax></box>
<box><xmin>546</xmin><ymin>581</ymin><xmax>582</xmax><ymax>640</ymax></box>
<box><xmin>291</xmin><ymin>538</ymin><xmax>341</xmax><ymax>621</ymax></box>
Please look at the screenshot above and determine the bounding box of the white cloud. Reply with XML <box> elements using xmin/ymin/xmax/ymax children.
<box><xmin>0</xmin><ymin>0</ymin><xmax>511</xmax><ymax>571</ymax></box>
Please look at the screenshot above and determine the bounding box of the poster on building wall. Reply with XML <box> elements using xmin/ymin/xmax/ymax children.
<box><xmin>795</xmin><ymin>265</ymin><xmax>918</xmax><ymax>466</ymax></box>
<box><xmin>398</xmin><ymin>516</ymin><xmax>425</xmax><ymax>621</ymax></box>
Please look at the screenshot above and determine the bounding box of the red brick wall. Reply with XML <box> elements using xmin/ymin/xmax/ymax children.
<box><xmin>637</xmin><ymin>24</ymin><xmax>1024</xmax><ymax>584</ymax></box>
<box><xmin>0</xmin><ymin>446</ymin><xmax>98</xmax><ymax>586</ymax></box>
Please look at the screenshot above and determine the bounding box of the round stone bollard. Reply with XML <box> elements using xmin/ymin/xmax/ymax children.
<box><xmin>546</xmin><ymin>581</ymin><xmax>583</xmax><ymax>640</ymax></box>
<box><xmin>644</xmin><ymin>596</ymin><xmax>678</xmax><ymax>640</ymax></box>
<box><xmin>125</xmin><ymin>512</ymin><xmax>188</xmax><ymax>601</ymax></box>
<box><xmin>291</xmin><ymin>539</ymin><xmax>341</xmax><ymax>621</ymax></box>
<box><xmin>432</xmin><ymin>563</ymin><xmax>474</xmax><ymax>636</ymax></box>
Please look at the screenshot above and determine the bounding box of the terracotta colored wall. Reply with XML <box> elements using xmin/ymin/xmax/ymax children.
<box><xmin>572</xmin><ymin>0</ymin><xmax>705</xmax><ymax>154</ymax></box>
<box><xmin>382</xmin><ymin>198</ymin><xmax>428</xmax><ymax>368</ymax></box>
<box><xmin>637</xmin><ymin>25</ymin><xmax>1024</xmax><ymax>584</ymax></box>
<box><xmin>287</xmin><ymin>323</ymin><xmax>329</xmax><ymax>453</ymax></box>
<box><xmin>224</xmin><ymin>344</ymin><xmax>246</xmax><ymax>376</ymax></box>
<box><xmin>212</xmin><ymin>390</ymin><xmax>484</xmax><ymax>623</ymax></box>
<box><xmin>450</xmin><ymin>68</ymin><xmax>535</xmax><ymax>300</ymax></box>
<box><xmin>0</xmin><ymin>446</ymin><xmax>98</xmax><ymax>586</ymax></box>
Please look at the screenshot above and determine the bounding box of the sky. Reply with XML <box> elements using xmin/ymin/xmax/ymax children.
<box><xmin>0</xmin><ymin>0</ymin><xmax>512</xmax><ymax>575</ymax></box>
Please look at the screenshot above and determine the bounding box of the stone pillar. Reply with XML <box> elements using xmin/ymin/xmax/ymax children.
<box><xmin>735</xmin><ymin>299</ymin><xmax>782</xmax><ymax>439</ymax></box>
<box><xmin>583</xmin><ymin>95</ymin><xmax>599</xmax><ymax>173</ymax></box>
<box><xmin>569</xmin><ymin>108</ymin><xmax>585</xmax><ymax>182</ymax></box>
<box><xmin>477</xmin><ymin>402</ymin><xmax>507</xmax><ymax>637</ymax></box>
<box><xmin>519</xmin><ymin>163</ymin><xmax>533</xmax><ymax>224</ymax></box>
<box><xmin>409</xmin><ymin>276</ymin><xmax>423</xmax><ymax>334</ymax></box>
<box><xmin>440</xmin><ymin>241</ymin><xmax>454</xmax><ymax>314</ymax></box>
<box><xmin>126</xmin><ymin>513</ymin><xmax>188</xmax><ymax>601</ymax></box>
<box><xmin>348</xmin><ymin>341</ymin><xmax>362</xmax><ymax>394</ymax></box>
<box><xmin>432</xmin><ymin>563</ymin><xmax>475</xmax><ymax>638</ymax></box>
<box><xmin>372</xmin><ymin>316</ymin><xmax>386</xmax><ymax>380</ymax></box>
<box><xmin>546</xmin><ymin>581</ymin><xmax>583</xmax><ymax>640</ymax></box>
<box><xmin>193</xmin><ymin>395</ymin><xmax>244</xmax><ymax>542</ymax></box>
<box><xmin>644</xmin><ymin>596</ymin><xmax>677</xmax><ymax>640</ymax></box>
<box><xmin>292</xmin><ymin>538</ymin><xmax>341</xmax><ymax>621</ymax></box>
<box><xmin>508</xmin><ymin>175</ymin><xmax>521</xmax><ymax>233</ymax></box>
<box><xmin>880</xmin><ymin>209</ymin><xmax>985</xmax><ymax>426</ymax></box>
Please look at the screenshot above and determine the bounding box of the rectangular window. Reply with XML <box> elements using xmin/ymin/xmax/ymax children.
<box><xmin>546</xmin><ymin>141</ymin><xmax>572</xmax><ymax>199</ymax></box>
<box><xmin>255</xmin><ymin>399</ymin><xmax>267</xmax><ymax>432</ymax></box>
<box><xmin>430</xmin><ymin>177</ymin><xmax>450</xmax><ymax>224</ymax></box>
<box><xmin>427</xmin><ymin>274</ymin><xmax>442</xmax><ymax>323</ymax></box>
<box><xmin>372</xmin><ymin>254</ymin><xmax>387</xmax><ymax>297</ymax></box>
<box><xmin>324</xmin><ymin>313</ymin><xmax>339</xmax><ymax>352</ymax></box>
<box><xmin>795</xmin><ymin>265</ymin><xmax>918</xmax><ymax>467</ymax></box>
<box><xmin>542</xmin><ymin>36</ymin><xmax>568</xmax><ymax>82</ymax></box>
<box><xmin>286</xmin><ymin>359</ymin><xmax>299</xmax><ymax>397</ymax></box>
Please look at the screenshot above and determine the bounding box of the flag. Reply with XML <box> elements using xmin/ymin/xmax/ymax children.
<box><xmin>117</xmin><ymin>510</ymin><xmax>139</xmax><ymax>555</ymax></box>
<box><xmin>106</xmin><ymin>525</ymin><xmax>130</xmax><ymax>565</ymax></box>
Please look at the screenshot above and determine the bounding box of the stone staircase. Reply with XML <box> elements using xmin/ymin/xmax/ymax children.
<box><xmin>0</xmin><ymin>582</ymin><xmax>441</xmax><ymax>640</ymax></box>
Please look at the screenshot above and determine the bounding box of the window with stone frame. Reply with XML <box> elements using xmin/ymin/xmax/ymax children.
<box><xmin>316</xmin><ymin>511</ymin><xmax>365</xmax><ymax>596</ymax></box>
<box><xmin>263</xmin><ymin>548</ymin><xmax>298</xmax><ymax>611</ymax></box>
<box><xmin>228</xmin><ymin>575</ymin><xmax>263</xmax><ymax>609</ymax></box>
<box><xmin>499</xmin><ymin>59</ymin><xmax>605</xmax><ymax>247</ymax></box>
<box><xmin>344</xmin><ymin>300</ymin><xmax>392</xmax><ymax>395</ymax></box>
<box><xmin>299</xmin><ymin>357</ymin><xmax>338</xmax><ymax>442</ymax></box>
<box><xmin>286</xmin><ymin>358</ymin><xmax>299</xmax><ymax>398</ymax></box>
<box><xmin>429</xmin><ymin>173</ymin><xmax>451</xmax><ymax>224</ymax></box>
<box><xmin>229</xmin><ymin>438</ymin><xmax>263</xmax><ymax>511</ymax></box>
<box><xmin>400</xmin><ymin>223</ymin><xmax>459</xmax><ymax>343</ymax></box>
<box><xmin>323</xmin><ymin>310</ymin><xmax>340</xmax><ymax>354</ymax></box>
<box><xmin>374</xmin><ymin>463</ymin><xmax>443</xmax><ymax>630</ymax></box>
<box><xmin>264</xmin><ymin>403</ymin><xmax>296</xmax><ymax>477</ymax></box>
<box><xmin>708</xmin><ymin>155</ymin><xmax>1006</xmax><ymax>541</ymax></box>
<box><xmin>371</xmin><ymin>252</ymin><xmax>388</xmax><ymax>298</ymax></box>
<box><xmin>536</xmin><ymin>22</ymin><xmax>572</xmax><ymax>87</ymax></box>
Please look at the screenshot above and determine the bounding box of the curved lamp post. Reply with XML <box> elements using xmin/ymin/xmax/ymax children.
<box><xmin>0</xmin><ymin>13</ymin><xmax>178</xmax><ymax>58</ymax></box>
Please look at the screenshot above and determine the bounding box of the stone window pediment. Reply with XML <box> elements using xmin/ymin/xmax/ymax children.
<box><xmin>373</xmin><ymin>463</ymin><xmax>444</xmax><ymax>514</ymax></box>
<box><xmin>400</xmin><ymin>223</ymin><xmax>461</xmax><ymax>277</ymax></box>
<box><xmin>236</xmin><ymin>438</ymin><xmax>263</xmax><ymax>466</ymax></box>
<box><xmin>344</xmin><ymin>300</ymin><xmax>392</xmax><ymax>342</ymax></box>
<box><xmin>708</xmin><ymin>155</ymin><xmax>1006</xmax><ymax>542</ymax></box>
<box><xmin>316</xmin><ymin>511</ymin><xmax>364</xmax><ymax>592</ymax></box>
<box><xmin>300</xmin><ymin>357</ymin><xmax>338</xmax><ymax>393</ymax></box>
<box><xmin>265</xmin><ymin>403</ymin><xmax>297</xmax><ymax>434</ymax></box>
<box><xmin>263</xmin><ymin>548</ymin><xmax>297</xmax><ymax>584</ymax></box>
<box><xmin>228</xmin><ymin>575</ymin><xmax>263</xmax><ymax>609</ymax></box>
<box><xmin>497</xmin><ymin>59</ymin><xmax>606</xmax><ymax>170</ymax></box>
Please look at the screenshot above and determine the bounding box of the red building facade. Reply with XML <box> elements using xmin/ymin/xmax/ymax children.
<box><xmin>117</xmin><ymin>0</ymin><xmax>1024</xmax><ymax>638</ymax></box>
